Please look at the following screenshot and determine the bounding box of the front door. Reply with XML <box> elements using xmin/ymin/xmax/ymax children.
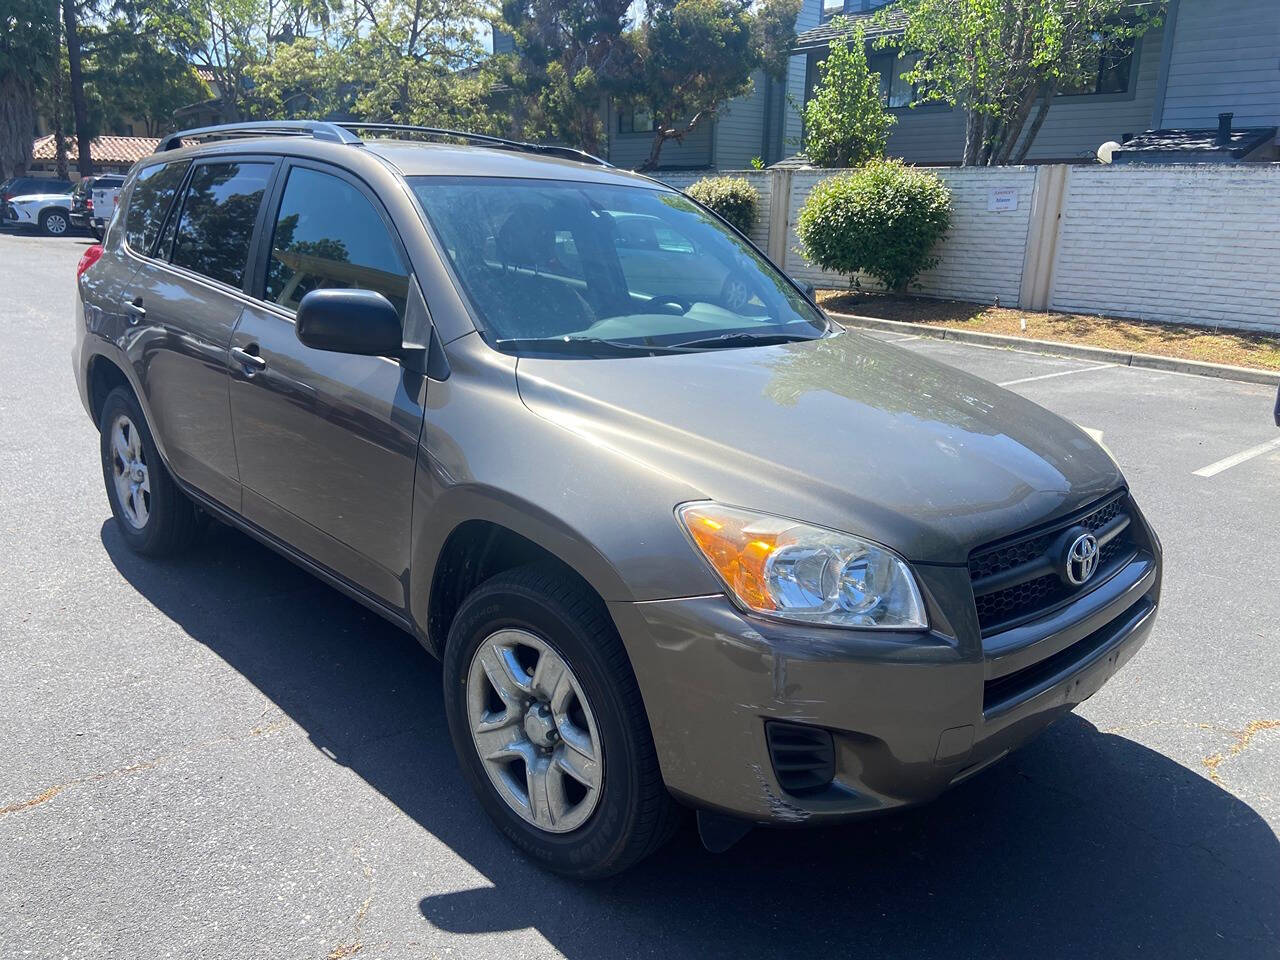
<box><xmin>124</xmin><ymin>157</ymin><xmax>276</xmax><ymax>509</ymax></box>
<box><xmin>228</xmin><ymin>161</ymin><xmax>425</xmax><ymax>609</ymax></box>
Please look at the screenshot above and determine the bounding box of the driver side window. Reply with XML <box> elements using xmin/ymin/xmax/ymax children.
<box><xmin>264</xmin><ymin>166</ymin><xmax>409</xmax><ymax>319</ymax></box>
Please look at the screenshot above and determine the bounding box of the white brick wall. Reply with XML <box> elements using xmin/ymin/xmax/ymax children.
<box><xmin>782</xmin><ymin>167</ymin><xmax>1037</xmax><ymax>306</ymax></box>
<box><xmin>1050</xmin><ymin>165</ymin><xmax>1280</xmax><ymax>332</ymax></box>
<box><xmin>658</xmin><ymin>170</ymin><xmax>774</xmax><ymax>252</ymax></box>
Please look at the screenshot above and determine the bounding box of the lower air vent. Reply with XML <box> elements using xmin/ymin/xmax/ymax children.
<box><xmin>765</xmin><ymin>721</ymin><xmax>836</xmax><ymax>795</ymax></box>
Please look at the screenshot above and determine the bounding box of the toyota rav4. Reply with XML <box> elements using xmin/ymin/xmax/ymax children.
<box><xmin>73</xmin><ymin>121</ymin><xmax>1162</xmax><ymax>877</ymax></box>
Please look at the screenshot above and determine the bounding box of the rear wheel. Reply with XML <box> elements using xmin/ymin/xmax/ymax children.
<box><xmin>99</xmin><ymin>387</ymin><xmax>200</xmax><ymax>556</ymax></box>
<box><xmin>39</xmin><ymin>209</ymin><xmax>69</xmax><ymax>237</ymax></box>
<box><xmin>443</xmin><ymin>566</ymin><xmax>681</xmax><ymax>878</ymax></box>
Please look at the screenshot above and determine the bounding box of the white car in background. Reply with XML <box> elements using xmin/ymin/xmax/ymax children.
<box><xmin>2</xmin><ymin>190</ymin><xmax>76</xmax><ymax>236</ymax></box>
<box><xmin>89</xmin><ymin>175</ymin><xmax>125</xmax><ymax>239</ymax></box>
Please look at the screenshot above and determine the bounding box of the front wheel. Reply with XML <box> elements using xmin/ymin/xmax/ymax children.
<box><xmin>99</xmin><ymin>387</ymin><xmax>200</xmax><ymax>556</ymax></box>
<box><xmin>443</xmin><ymin>566</ymin><xmax>681</xmax><ymax>878</ymax></box>
<box><xmin>39</xmin><ymin>209</ymin><xmax>70</xmax><ymax>237</ymax></box>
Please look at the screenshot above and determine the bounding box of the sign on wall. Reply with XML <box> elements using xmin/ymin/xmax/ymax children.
<box><xmin>988</xmin><ymin>187</ymin><xmax>1020</xmax><ymax>212</ymax></box>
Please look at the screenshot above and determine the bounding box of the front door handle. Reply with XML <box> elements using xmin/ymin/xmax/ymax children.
<box><xmin>230</xmin><ymin>345</ymin><xmax>267</xmax><ymax>373</ymax></box>
<box><xmin>124</xmin><ymin>298</ymin><xmax>145</xmax><ymax>324</ymax></box>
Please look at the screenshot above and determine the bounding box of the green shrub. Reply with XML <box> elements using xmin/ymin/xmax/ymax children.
<box><xmin>795</xmin><ymin>158</ymin><xmax>952</xmax><ymax>292</ymax></box>
<box><xmin>686</xmin><ymin>176</ymin><xmax>760</xmax><ymax>235</ymax></box>
<box><xmin>802</xmin><ymin>21</ymin><xmax>895</xmax><ymax>168</ymax></box>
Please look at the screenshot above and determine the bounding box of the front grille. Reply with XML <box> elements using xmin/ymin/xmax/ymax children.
<box><xmin>765</xmin><ymin>721</ymin><xmax>836</xmax><ymax>795</ymax></box>
<box><xmin>969</xmin><ymin>491</ymin><xmax>1136</xmax><ymax>635</ymax></box>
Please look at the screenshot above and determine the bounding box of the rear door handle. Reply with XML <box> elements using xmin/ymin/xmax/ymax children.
<box><xmin>124</xmin><ymin>298</ymin><xmax>145</xmax><ymax>323</ymax></box>
<box><xmin>230</xmin><ymin>345</ymin><xmax>267</xmax><ymax>373</ymax></box>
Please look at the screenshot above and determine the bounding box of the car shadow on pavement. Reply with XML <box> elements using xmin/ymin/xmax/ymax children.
<box><xmin>102</xmin><ymin>520</ymin><xmax>1280</xmax><ymax>960</ymax></box>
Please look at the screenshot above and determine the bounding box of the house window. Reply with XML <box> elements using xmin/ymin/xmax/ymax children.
<box><xmin>1060</xmin><ymin>35</ymin><xmax>1136</xmax><ymax>96</ymax></box>
<box><xmin>618</xmin><ymin>107</ymin><xmax>654</xmax><ymax>134</ymax></box>
<box><xmin>808</xmin><ymin>46</ymin><xmax>917</xmax><ymax>110</ymax></box>
<box><xmin>822</xmin><ymin>0</ymin><xmax>893</xmax><ymax>19</ymax></box>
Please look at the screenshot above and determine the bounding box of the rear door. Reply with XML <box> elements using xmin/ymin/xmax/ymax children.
<box><xmin>123</xmin><ymin>156</ymin><xmax>278</xmax><ymax>509</ymax></box>
<box><xmin>229</xmin><ymin>159</ymin><xmax>425</xmax><ymax>608</ymax></box>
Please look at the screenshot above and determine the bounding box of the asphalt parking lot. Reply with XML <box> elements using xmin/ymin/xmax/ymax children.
<box><xmin>1</xmin><ymin>229</ymin><xmax>1277</xmax><ymax>960</ymax></box>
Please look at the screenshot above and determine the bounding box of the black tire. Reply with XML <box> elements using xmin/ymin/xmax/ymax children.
<box><xmin>443</xmin><ymin>566</ymin><xmax>682</xmax><ymax>878</ymax></box>
<box><xmin>99</xmin><ymin>386</ymin><xmax>200</xmax><ymax>556</ymax></box>
<box><xmin>39</xmin><ymin>208</ymin><xmax>69</xmax><ymax>237</ymax></box>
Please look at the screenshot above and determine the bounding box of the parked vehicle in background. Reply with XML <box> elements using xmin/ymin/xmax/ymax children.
<box><xmin>1</xmin><ymin>176</ymin><xmax>74</xmax><ymax>204</ymax></box>
<box><xmin>72</xmin><ymin>121</ymin><xmax>1163</xmax><ymax>878</ymax></box>
<box><xmin>69</xmin><ymin>178</ymin><xmax>97</xmax><ymax>234</ymax></box>
<box><xmin>89</xmin><ymin>175</ymin><xmax>125</xmax><ymax>239</ymax></box>
<box><xmin>3</xmin><ymin>188</ymin><xmax>76</xmax><ymax>236</ymax></box>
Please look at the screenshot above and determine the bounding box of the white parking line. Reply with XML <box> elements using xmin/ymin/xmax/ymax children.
<box><xmin>1192</xmin><ymin>437</ymin><xmax>1280</xmax><ymax>478</ymax></box>
<box><xmin>998</xmin><ymin>364</ymin><xmax>1117</xmax><ymax>387</ymax></box>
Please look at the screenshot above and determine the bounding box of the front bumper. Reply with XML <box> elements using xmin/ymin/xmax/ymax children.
<box><xmin>611</xmin><ymin>524</ymin><xmax>1161</xmax><ymax>825</ymax></box>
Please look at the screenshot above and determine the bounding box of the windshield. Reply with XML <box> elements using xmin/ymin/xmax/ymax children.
<box><xmin>410</xmin><ymin>176</ymin><xmax>827</xmax><ymax>355</ymax></box>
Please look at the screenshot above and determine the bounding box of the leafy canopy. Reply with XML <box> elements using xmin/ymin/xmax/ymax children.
<box><xmin>883</xmin><ymin>0</ymin><xmax>1166</xmax><ymax>165</ymax></box>
<box><xmin>802</xmin><ymin>20</ymin><xmax>895</xmax><ymax>168</ymax></box>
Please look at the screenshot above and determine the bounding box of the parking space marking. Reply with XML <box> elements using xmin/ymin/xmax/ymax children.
<box><xmin>998</xmin><ymin>364</ymin><xmax>1117</xmax><ymax>387</ymax></box>
<box><xmin>1192</xmin><ymin>437</ymin><xmax>1280</xmax><ymax>478</ymax></box>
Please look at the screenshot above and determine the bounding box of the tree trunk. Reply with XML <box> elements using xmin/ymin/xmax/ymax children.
<box><xmin>993</xmin><ymin>84</ymin><xmax>1043</xmax><ymax>166</ymax></box>
<box><xmin>62</xmin><ymin>0</ymin><xmax>92</xmax><ymax>177</ymax></box>
<box><xmin>52</xmin><ymin>27</ymin><xmax>70</xmax><ymax>181</ymax></box>
<box><xmin>962</xmin><ymin>109</ymin><xmax>983</xmax><ymax>166</ymax></box>
<box><xmin>0</xmin><ymin>71</ymin><xmax>39</xmax><ymax>179</ymax></box>
<box><xmin>639</xmin><ymin>128</ymin><xmax>668</xmax><ymax>172</ymax></box>
<box><xmin>1012</xmin><ymin>83</ymin><xmax>1056</xmax><ymax>164</ymax></box>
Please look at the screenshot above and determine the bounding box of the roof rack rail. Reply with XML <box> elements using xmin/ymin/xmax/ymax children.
<box><xmin>332</xmin><ymin>123</ymin><xmax>611</xmax><ymax>167</ymax></box>
<box><xmin>154</xmin><ymin>119</ymin><xmax>610</xmax><ymax>166</ymax></box>
<box><xmin>156</xmin><ymin>120</ymin><xmax>361</xmax><ymax>152</ymax></box>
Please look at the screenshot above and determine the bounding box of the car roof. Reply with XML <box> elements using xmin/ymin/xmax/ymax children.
<box><xmin>137</xmin><ymin>131</ymin><xmax>667</xmax><ymax>191</ymax></box>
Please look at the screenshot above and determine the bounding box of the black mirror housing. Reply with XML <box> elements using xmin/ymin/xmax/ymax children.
<box><xmin>295</xmin><ymin>288</ymin><xmax>402</xmax><ymax>356</ymax></box>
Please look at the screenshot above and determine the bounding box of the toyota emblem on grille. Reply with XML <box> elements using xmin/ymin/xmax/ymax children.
<box><xmin>1066</xmin><ymin>532</ymin><xmax>1100</xmax><ymax>585</ymax></box>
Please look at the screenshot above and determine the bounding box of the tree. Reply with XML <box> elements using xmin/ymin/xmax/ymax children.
<box><xmin>802</xmin><ymin>20</ymin><xmax>894</xmax><ymax>168</ymax></box>
<box><xmin>882</xmin><ymin>0</ymin><xmax>1166</xmax><ymax>165</ymax></box>
<box><xmin>499</xmin><ymin>0</ymin><xmax>638</xmax><ymax>156</ymax></box>
<box><xmin>84</xmin><ymin>24</ymin><xmax>210</xmax><ymax>136</ymax></box>
<box><xmin>43</xmin><ymin>22</ymin><xmax>72</xmax><ymax>180</ymax></box>
<box><xmin>0</xmin><ymin>0</ymin><xmax>57</xmax><ymax>179</ymax></box>
<box><xmin>631</xmin><ymin>0</ymin><xmax>799</xmax><ymax>171</ymax></box>
<box><xmin>63</xmin><ymin>0</ymin><xmax>94</xmax><ymax>175</ymax></box>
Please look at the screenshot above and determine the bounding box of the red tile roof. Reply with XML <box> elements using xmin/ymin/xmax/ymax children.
<box><xmin>32</xmin><ymin>134</ymin><xmax>160</xmax><ymax>165</ymax></box>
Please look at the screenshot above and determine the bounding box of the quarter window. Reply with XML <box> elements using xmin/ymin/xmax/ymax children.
<box><xmin>124</xmin><ymin>161</ymin><xmax>190</xmax><ymax>255</ymax></box>
<box><xmin>264</xmin><ymin>166</ymin><xmax>410</xmax><ymax>318</ymax></box>
<box><xmin>170</xmin><ymin>161</ymin><xmax>273</xmax><ymax>288</ymax></box>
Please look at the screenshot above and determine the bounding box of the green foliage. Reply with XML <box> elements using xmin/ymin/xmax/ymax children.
<box><xmin>802</xmin><ymin>20</ymin><xmax>895</xmax><ymax>168</ymax></box>
<box><xmin>686</xmin><ymin>175</ymin><xmax>759</xmax><ymax>234</ymax></box>
<box><xmin>631</xmin><ymin>0</ymin><xmax>798</xmax><ymax>171</ymax></box>
<box><xmin>749</xmin><ymin>155</ymin><xmax>764</xmax><ymax>170</ymax></box>
<box><xmin>499</xmin><ymin>0</ymin><xmax>635</xmax><ymax>155</ymax></box>
<box><xmin>84</xmin><ymin>23</ymin><xmax>210</xmax><ymax>136</ymax></box>
<box><xmin>884</xmin><ymin>0</ymin><xmax>1166</xmax><ymax>165</ymax></box>
<box><xmin>0</xmin><ymin>0</ymin><xmax>58</xmax><ymax>176</ymax></box>
<box><xmin>796</xmin><ymin>158</ymin><xmax>951</xmax><ymax>292</ymax></box>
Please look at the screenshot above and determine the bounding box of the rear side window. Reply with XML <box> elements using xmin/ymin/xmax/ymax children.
<box><xmin>170</xmin><ymin>161</ymin><xmax>273</xmax><ymax>289</ymax></box>
<box><xmin>264</xmin><ymin>166</ymin><xmax>409</xmax><ymax>317</ymax></box>
<box><xmin>125</xmin><ymin>162</ymin><xmax>190</xmax><ymax>255</ymax></box>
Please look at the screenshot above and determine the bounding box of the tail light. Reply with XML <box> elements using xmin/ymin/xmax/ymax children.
<box><xmin>77</xmin><ymin>244</ymin><xmax>104</xmax><ymax>278</ymax></box>
<box><xmin>85</xmin><ymin>197</ymin><xmax>94</xmax><ymax>210</ymax></box>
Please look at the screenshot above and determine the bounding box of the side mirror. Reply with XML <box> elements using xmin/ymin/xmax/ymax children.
<box><xmin>295</xmin><ymin>288</ymin><xmax>402</xmax><ymax>356</ymax></box>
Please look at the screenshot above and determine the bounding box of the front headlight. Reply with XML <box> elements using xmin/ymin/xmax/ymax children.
<box><xmin>677</xmin><ymin>503</ymin><xmax>927</xmax><ymax>629</ymax></box>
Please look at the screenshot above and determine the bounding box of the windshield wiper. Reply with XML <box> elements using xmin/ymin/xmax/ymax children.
<box><xmin>666</xmin><ymin>331</ymin><xmax>819</xmax><ymax>351</ymax></box>
<box><xmin>493</xmin><ymin>336</ymin><xmax>681</xmax><ymax>356</ymax></box>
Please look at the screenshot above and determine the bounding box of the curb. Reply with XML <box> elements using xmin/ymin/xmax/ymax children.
<box><xmin>828</xmin><ymin>312</ymin><xmax>1280</xmax><ymax>387</ymax></box>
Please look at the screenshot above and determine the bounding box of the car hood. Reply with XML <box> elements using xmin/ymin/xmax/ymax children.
<box><xmin>515</xmin><ymin>329</ymin><xmax>1124</xmax><ymax>565</ymax></box>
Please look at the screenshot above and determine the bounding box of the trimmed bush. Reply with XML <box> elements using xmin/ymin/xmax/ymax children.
<box><xmin>796</xmin><ymin>158</ymin><xmax>951</xmax><ymax>293</ymax></box>
<box><xmin>686</xmin><ymin>176</ymin><xmax>759</xmax><ymax>235</ymax></box>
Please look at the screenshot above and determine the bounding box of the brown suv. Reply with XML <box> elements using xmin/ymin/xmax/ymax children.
<box><xmin>73</xmin><ymin>122</ymin><xmax>1162</xmax><ymax>877</ymax></box>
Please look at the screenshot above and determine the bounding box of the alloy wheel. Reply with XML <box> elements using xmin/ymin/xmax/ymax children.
<box><xmin>466</xmin><ymin>628</ymin><xmax>603</xmax><ymax>834</ymax></box>
<box><xmin>110</xmin><ymin>414</ymin><xmax>150</xmax><ymax>529</ymax></box>
<box><xmin>44</xmin><ymin>213</ymin><xmax>68</xmax><ymax>236</ymax></box>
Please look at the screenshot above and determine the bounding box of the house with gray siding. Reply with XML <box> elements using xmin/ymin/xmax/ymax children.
<box><xmin>602</xmin><ymin>0</ymin><xmax>1280</xmax><ymax>170</ymax></box>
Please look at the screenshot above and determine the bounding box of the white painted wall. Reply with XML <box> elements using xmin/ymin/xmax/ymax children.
<box><xmin>781</xmin><ymin>167</ymin><xmax>1037</xmax><ymax>306</ymax></box>
<box><xmin>1049</xmin><ymin>165</ymin><xmax>1280</xmax><ymax>332</ymax></box>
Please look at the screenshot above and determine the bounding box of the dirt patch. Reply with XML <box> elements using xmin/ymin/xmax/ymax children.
<box><xmin>817</xmin><ymin>291</ymin><xmax>1280</xmax><ymax>373</ymax></box>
